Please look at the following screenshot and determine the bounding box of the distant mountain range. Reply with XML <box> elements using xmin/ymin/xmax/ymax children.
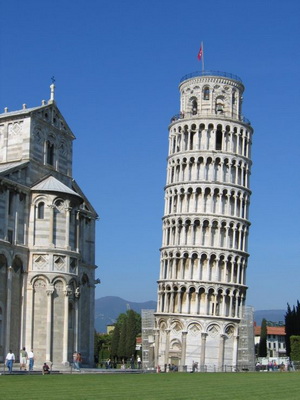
<box><xmin>94</xmin><ymin>296</ymin><xmax>286</xmax><ymax>332</ymax></box>
<box><xmin>95</xmin><ymin>296</ymin><xmax>156</xmax><ymax>332</ymax></box>
<box><xmin>253</xmin><ymin>309</ymin><xmax>285</xmax><ymax>326</ymax></box>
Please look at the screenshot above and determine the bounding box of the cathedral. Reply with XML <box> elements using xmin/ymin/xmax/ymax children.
<box><xmin>0</xmin><ymin>85</ymin><xmax>98</xmax><ymax>367</ymax></box>
<box><xmin>155</xmin><ymin>71</ymin><xmax>253</xmax><ymax>371</ymax></box>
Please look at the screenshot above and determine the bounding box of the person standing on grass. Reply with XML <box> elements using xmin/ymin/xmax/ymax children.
<box><xmin>137</xmin><ymin>356</ymin><xmax>142</xmax><ymax>369</ymax></box>
<box><xmin>130</xmin><ymin>355</ymin><xmax>135</xmax><ymax>369</ymax></box>
<box><xmin>73</xmin><ymin>351</ymin><xmax>79</xmax><ymax>370</ymax></box>
<box><xmin>28</xmin><ymin>349</ymin><xmax>34</xmax><ymax>371</ymax></box>
<box><xmin>20</xmin><ymin>347</ymin><xmax>28</xmax><ymax>370</ymax></box>
<box><xmin>5</xmin><ymin>350</ymin><xmax>15</xmax><ymax>373</ymax></box>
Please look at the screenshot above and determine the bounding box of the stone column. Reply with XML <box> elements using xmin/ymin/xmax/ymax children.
<box><xmin>48</xmin><ymin>205</ymin><xmax>55</xmax><ymax>247</ymax></box>
<box><xmin>170</xmin><ymin>291</ymin><xmax>174</xmax><ymax>313</ymax></box>
<box><xmin>154</xmin><ymin>329</ymin><xmax>159</xmax><ymax>367</ymax></box>
<box><xmin>46</xmin><ymin>286</ymin><xmax>54</xmax><ymax>362</ymax></box>
<box><xmin>232</xmin><ymin>334</ymin><xmax>239</xmax><ymax>368</ymax></box>
<box><xmin>62</xmin><ymin>286</ymin><xmax>71</xmax><ymax>365</ymax></box>
<box><xmin>4</xmin><ymin>190</ymin><xmax>9</xmax><ymax>241</ymax></box>
<box><xmin>221</xmin><ymin>293</ymin><xmax>226</xmax><ymax>316</ymax></box>
<box><xmin>164</xmin><ymin>329</ymin><xmax>170</xmax><ymax>367</ymax></box>
<box><xmin>14</xmin><ymin>194</ymin><xmax>19</xmax><ymax>244</ymax></box>
<box><xmin>5</xmin><ymin>266</ymin><xmax>13</xmax><ymax>354</ymax></box>
<box><xmin>181</xmin><ymin>331</ymin><xmax>188</xmax><ymax>370</ymax></box>
<box><xmin>20</xmin><ymin>271</ymin><xmax>28</xmax><ymax>347</ymax></box>
<box><xmin>232</xmin><ymin>228</ymin><xmax>237</xmax><ymax>250</ymax></box>
<box><xmin>218</xmin><ymin>334</ymin><xmax>226</xmax><ymax>371</ymax></box>
<box><xmin>240</xmin><ymin>261</ymin><xmax>245</xmax><ymax>285</ymax></box>
<box><xmin>200</xmin><ymin>333</ymin><xmax>208</xmax><ymax>371</ymax></box>
<box><xmin>26</xmin><ymin>283</ymin><xmax>34</xmax><ymax>351</ymax></box>
<box><xmin>28</xmin><ymin>201</ymin><xmax>35</xmax><ymax>246</ymax></box>
<box><xmin>89</xmin><ymin>284</ymin><xmax>96</xmax><ymax>365</ymax></box>
<box><xmin>229</xmin><ymin>294</ymin><xmax>233</xmax><ymax>317</ymax></box>
<box><xmin>65</xmin><ymin>206</ymin><xmax>72</xmax><ymax>250</ymax></box>
<box><xmin>76</xmin><ymin>211</ymin><xmax>80</xmax><ymax>252</ymax></box>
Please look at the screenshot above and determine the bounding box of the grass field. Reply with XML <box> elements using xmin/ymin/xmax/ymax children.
<box><xmin>0</xmin><ymin>372</ymin><xmax>300</xmax><ymax>400</ymax></box>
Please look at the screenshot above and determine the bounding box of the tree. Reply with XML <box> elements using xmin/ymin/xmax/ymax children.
<box><xmin>94</xmin><ymin>332</ymin><xmax>112</xmax><ymax>365</ymax></box>
<box><xmin>118</xmin><ymin>316</ymin><xmax>127</xmax><ymax>360</ymax></box>
<box><xmin>258</xmin><ymin>318</ymin><xmax>267</xmax><ymax>357</ymax></box>
<box><xmin>285</xmin><ymin>300</ymin><xmax>300</xmax><ymax>356</ymax></box>
<box><xmin>110</xmin><ymin>310</ymin><xmax>142</xmax><ymax>362</ymax></box>
<box><xmin>111</xmin><ymin>323</ymin><xmax>120</xmax><ymax>361</ymax></box>
<box><xmin>290</xmin><ymin>336</ymin><xmax>300</xmax><ymax>361</ymax></box>
<box><xmin>126</xmin><ymin>309</ymin><xmax>140</xmax><ymax>358</ymax></box>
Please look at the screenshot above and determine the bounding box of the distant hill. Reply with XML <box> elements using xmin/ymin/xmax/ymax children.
<box><xmin>94</xmin><ymin>296</ymin><xmax>157</xmax><ymax>332</ymax></box>
<box><xmin>94</xmin><ymin>296</ymin><xmax>286</xmax><ymax>332</ymax></box>
<box><xmin>254</xmin><ymin>309</ymin><xmax>286</xmax><ymax>326</ymax></box>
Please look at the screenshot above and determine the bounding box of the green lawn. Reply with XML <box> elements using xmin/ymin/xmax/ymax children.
<box><xmin>0</xmin><ymin>372</ymin><xmax>299</xmax><ymax>400</ymax></box>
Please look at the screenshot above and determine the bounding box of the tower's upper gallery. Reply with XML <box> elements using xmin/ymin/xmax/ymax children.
<box><xmin>171</xmin><ymin>71</ymin><xmax>249</xmax><ymax>125</ymax></box>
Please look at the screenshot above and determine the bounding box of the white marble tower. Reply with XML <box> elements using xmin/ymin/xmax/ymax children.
<box><xmin>155</xmin><ymin>71</ymin><xmax>253</xmax><ymax>372</ymax></box>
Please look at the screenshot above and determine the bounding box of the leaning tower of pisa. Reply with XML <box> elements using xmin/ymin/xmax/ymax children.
<box><xmin>155</xmin><ymin>71</ymin><xmax>253</xmax><ymax>372</ymax></box>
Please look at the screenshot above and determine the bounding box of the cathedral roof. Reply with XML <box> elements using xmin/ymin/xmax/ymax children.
<box><xmin>0</xmin><ymin>105</ymin><xmax>43</xmax><ymax>118</ymax></box>
<box><xmin>31</xmin><ymin>175</ymin><xmax>82</xmax><ymax>199</ymax></box>
<box><xmin>0</xmin><ymin>161</ymin><xmax>29</xmax><ymax>174</ymax></box>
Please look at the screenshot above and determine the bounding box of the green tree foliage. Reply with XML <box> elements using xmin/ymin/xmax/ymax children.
<box><xmin>126</xmin><ymin>309</ymin><xmax>140</xmax><ymax>358</ymax></box>
<box><xmin>258</xmin><ymin>318</ymin><xmax>267</xmax><ymax>357</ymax></box>
<box><xmin>94</xmin><ymin>332</ymin><xmax>112</xmax><ymax>364</ymax></box>
<box><xmin>111</xmin><ymin>323</ymin><xmax>120</xmax><ymax>361</ymax></box>
<box><xmin>110</xmin><ymin>310</ymin><xmax>141</xmax><ymax>362</ymax></box>
<box><xmin>285</xmin><ymin>300</ymin><xmax>300</xmax><ymax>356</ymax></box>
<box><xmin>118</xmin><ymin>316</ymin><xmax>128</xmax><ymax>360</ymax></box>
<box><xmin>290</xmin><ymin>336</ymin><xmax>300</xmax><ymax>361</ymax></box>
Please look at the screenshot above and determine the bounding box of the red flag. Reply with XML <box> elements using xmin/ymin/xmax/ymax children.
<box><xmin>197</xmin><ymin>45</ymin><xmax>203</xmax><ymax>61</ymax></box>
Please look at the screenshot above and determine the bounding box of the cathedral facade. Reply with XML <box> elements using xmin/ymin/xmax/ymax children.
<box><xmin>0</xmin><ymin>85</ymin><xmax>98</xmax><ymax>367</ymax></box>
<box><xmin>155</xmin><ymin>71</ymin><xmax>253</xmax><ymax>371</ymax></box>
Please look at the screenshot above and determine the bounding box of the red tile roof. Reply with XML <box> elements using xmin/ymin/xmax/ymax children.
<box><xmin>255</xmin><ymin>326</ymin><xmax>286</xmax><ymax>336</ymax></box>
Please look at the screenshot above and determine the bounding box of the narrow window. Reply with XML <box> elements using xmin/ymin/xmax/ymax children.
<box><xmin>192</xmin><ymin>100</ymin><xmax>198</xmax><ymax>115</ymax></box>
<box><xmin>216</xmin><ymin>129</ymin><xmax>223</xmax><ymax>150</ymax></box>
<box><xmin>7</xmin><ymin>229</ymin><xmax>13</xmax><ymax>244</ymax></box>
<box><xmin>216</xmin><ymin>103</ymin><xmax>224</xmax><ymax>114</ymax></box>
<box><xmin>203</xmin><ymin>87</ymin><xmax>210</xmax><ymax>100</ymax></box>
<box><xmin>8</xmin><ymin>191</ymin><xmax>14</xmax><ymax>215</ymax></box>
<box><xmin>37</xmin><ymin>202</ymin><xmax>45</xmax><ymax>219</ymax></box>
<box><xmin>46</xmin><ymin>141</ymin><xmax>54</xmax><ymax>165</ymax></box>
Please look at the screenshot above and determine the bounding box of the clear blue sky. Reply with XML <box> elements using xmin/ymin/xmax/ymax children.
<box><xmin>1</xmin><ymin>0</ymin><xmax>299</xmax><ymax>311</ymax></box>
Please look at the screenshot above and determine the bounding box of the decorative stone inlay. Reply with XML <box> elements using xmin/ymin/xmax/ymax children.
<box><xmin>188</xmin><ymin>323</ymin><xmax>201</xmax><ymax>336</ymax></box>
<box><xmin>159</xmin><ymin>321</ymin><xmax>167</xmax><ymax>331</ymax></box>
<box><xmin>58</xmin><ymin>141</ymin><xmax>67</xmax><ymax>156</ymax></box>
<box><xmin>225</xmin><ymin>325</ymin><xmax>234</xmax><ymax>338</ymax></box>
<box><xmin>33</xmin><ymin>129</ymin><xmax>43</xmax><ymax>143</ymax></box>
<box><xmin>54</xmin><ymin>281</ymin><xmax>64</xmax><ymax>292</ymax></box>
<box><xmin>55</xmin><ymin>199</ymin><xmax>64</xmax><ymax>212</ymax></box>
<box><xmin>207</xmin><ymin>324</ymin><xmax>220</xmax><ymax>338</ymax></box>
<box><xmin>171</xmin><ymin>321</ymin><xmax>182</xmax><ymax>333</ymax></box>
<box><xmin>54</xmin><ymin>255</ymin><xmax>65</xmax><ymax>272</ymax></box>
<box><xmin>33</xmin><ymin>254</ymin><xmax>48</xmax><ymax>270</ymax></box>
<box><xmin>8</xmin><ymin>121</ymin><xmax>23</xmax><ymax>135</ymax></box>
<box><xmin>34</xmin><ymin>278</ymin><xmax>46</xmax><ymax>291</ymax></box>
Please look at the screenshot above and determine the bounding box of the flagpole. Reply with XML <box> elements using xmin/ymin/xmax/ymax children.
<box><xmin>202</xmin><ymin>41</ymin><xmax>205</xmax><ymax>72</ymax></box>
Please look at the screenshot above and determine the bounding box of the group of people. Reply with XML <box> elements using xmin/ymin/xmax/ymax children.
<box><xmin>5</xmin><ymin>348</ymin><xmax>83</xmax><ymax>374</ymax></box>
<box><xmin>104</xmin><ymin>356</ymin><xmax>142</xmax><ymax>370</ymax></box>
<box><xmin>5</xmin><ymin>348</ymin><xmax>34</xmax><ymax>373</ymax></box>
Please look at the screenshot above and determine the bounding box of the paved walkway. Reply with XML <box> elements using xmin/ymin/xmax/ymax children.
<box><xmin>0</xmin><ymin>364</ymin><xmax>148</xmax><ymax>376</ymax></box>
